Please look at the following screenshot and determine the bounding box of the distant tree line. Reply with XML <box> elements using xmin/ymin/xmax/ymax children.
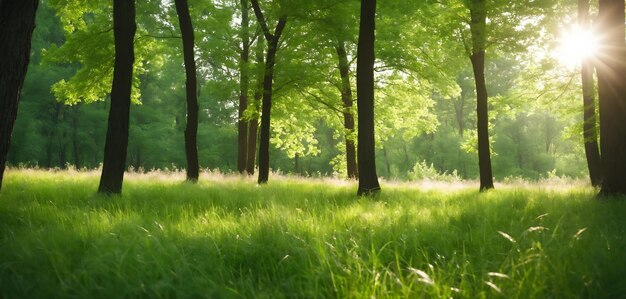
<box><xmin>2</xmin><ymin>0</ymin><xmax>626</xmax><ymax>196</ymax></box>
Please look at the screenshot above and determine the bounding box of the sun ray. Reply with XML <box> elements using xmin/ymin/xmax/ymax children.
<box><xmin>555</xmin><ymin>24</ymin><xmax>599</xmax><ymax>68</ymax></box>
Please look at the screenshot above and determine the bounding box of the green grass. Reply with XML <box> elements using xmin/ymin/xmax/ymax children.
<box><xmin>1</xmin><ymin>169</ymin><xmax>626</xmax><ymax>298</ymax></box>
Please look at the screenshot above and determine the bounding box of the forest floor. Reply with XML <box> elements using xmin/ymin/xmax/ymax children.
<box><xmin>1</xmin><ymin>169</ymin><xmax>625</xmax><ymax>298</ymax></box>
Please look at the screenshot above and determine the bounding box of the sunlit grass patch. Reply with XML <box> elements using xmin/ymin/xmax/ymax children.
<box><xmin>1</xmin><ymin>169</ymin><xmax>625</xmax><ymax>298</ymax></box>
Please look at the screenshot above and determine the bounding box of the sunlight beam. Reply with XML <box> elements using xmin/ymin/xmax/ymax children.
<box><xmin>555</xmin><ymin>24</ymin><xmax>599</xmax><ymax>68</ymax></box>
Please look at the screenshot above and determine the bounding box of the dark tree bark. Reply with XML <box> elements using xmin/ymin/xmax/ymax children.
<box><xmin>468</xmin><ymin>0</ymin><xmax>494</xmax><ymax>191</ymax></box>
<box><xmin>579</xmin><ymin>0</ymin><xmax>602</xmax><ymax>187</ymax></box>
<box><xmin>246</xmin><ymin>41</ymin><xmax>264</xmax><ymax>175</ymax></box>
<box><xmin>175</xmin><ymin>0</ymin><xmax>199</xmax><ymax>182</ymax></box>
<box><xmin>246</xmin><ymin>116</ymin><xmax>259</xmax><ymax>174</ymax></box>
<box><xmin>0</xmin><ymin>0</ymin><xmax>39</xmax><ymax>191</ymax></box>
<box><xmin>251</xmin><ymin>0</ymin><xmax>287</xmax><ymax>184</ymax></box>
<box><xmin>237</xmin><ymin>0</ymin><xmax>250</xmax><ymax>174</ymax></box>
<box><xmin>98</xmin><ymin>0</ymin><xmax>136</xmax><ymax>195</ymax></box>
<box><xmin>335</xmin><ymin>40</ymin><xmax>358</xmax><ymax>179</ymax></box>
<box><xmin>356</xmin><ymin>0</ymin><xmax>381</xmax><ymax>196</ymax></box>
<box><xmin>596</xmin><ymin>0</ymin><xmax>626</xmax><ymax>196</ymax></box>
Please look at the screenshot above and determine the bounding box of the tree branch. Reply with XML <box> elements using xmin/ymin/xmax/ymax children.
<box><xmin>274</xmin><ymin>15</ymin><xmax>287</xmax><ymax>41</ymax></box>
<box><xmin>298</xmin><ymin>89</ymin><xmax>343</xmax><ymax>114</ymax></box>
<box><xmin>250</xmin><ymin>0</ymin><xmax>273</xmax><ymax>41</ymax></box>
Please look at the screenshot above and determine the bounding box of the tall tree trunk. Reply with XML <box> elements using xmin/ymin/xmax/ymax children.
<box><xmin>246</xmin><ymin>37</ymin><xmax>264</xmax><ymax>175</ymax></box>
<box><xmin>0</xmin><ymin>0</ymin><xmax>39</xmax><ymax>191</ymax></box>
<box><xmin>335</xmin><ymin>40</ymin><xmax>358</xmax><ymax>179</ymax></box>
<box><xmin>237</xmin><ymin>0</ymin><xmax>250</xmax><ymax>174</ymax></box>
<box><xmin>251</xmin><ymin>0</ymin><xmax>287</xmax><ymax>184</ymax></box>
<box><xmin>98</xmin><ymin>0</ymin><xmax>136</xmax><ymax>195</ymax></box>
<box><xmin>246</xmin><ymin>118</ymin><xmax>259</xmax><ymax>174</ymax></box>
<box><xmin>596</xmin><ymin>0</ymin><xmax>626</xmax><ymax>196</ymax></box>
<box><xmin>468</xmin><ymin>0</ymin><xmax>494</xmax><ymax>191</ymax></box>
<box><xmin>175</xmin><ymin>0</ymin><xmax>199</xmax><ymax>182</ymax></box>
<box><xmin>256</xmin><ymin>30</ymin><xmax>282</xmax><ymax>184</ymax></box>
<box><xmin>579</xmin><ymin>0</ymin><xmax>601</xmax><ymax>187</ymax></box>
<box><xmin>356</xmin><ymin>0</ymin><xmax>381</xmax><ymax>195</ymax></box>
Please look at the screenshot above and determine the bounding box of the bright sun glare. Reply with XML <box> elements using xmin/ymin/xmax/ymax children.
<box><xmin>555</xmin><ymin>25</ymin><xmax>599</xmax><ymax>67</ymax></box>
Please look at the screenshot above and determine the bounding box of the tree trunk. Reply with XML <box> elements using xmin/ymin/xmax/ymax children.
<box><xmin>468</xmin><ymin>0</ymin><xmax>494</xmax><ymax>191</ymax></box>
<box><xmin>578</xmin><ymin>0</ymin><xmax>601</xmax><ymax>187</ymax></box>
<box><xmin>251</xmin><ymin>0</ymin><xmax>287</xmax><ymax>184</ymax></box>
<box><xmin>581</xmin><ymin>66</ymin><xmax>602</xmax><ymax>186</ymax></box>
<box><xmin>335</xmin><ymin>40</ymin><xmax>358</xmax><ymax>179</ymax></box>
<box><xmin>596</xmin><ymin>0</ymin><xmax>626</xmax><ymax>196</ymax></box>
<box><xmin>356</xmin><ymin>0</ymin><xmax>381</xmax><ymax>196</ymax></box>
<box><xmin>257</xmin><ymin>30</ymin><xmax>281</xmax><ymax>184</ymax></box>
<box><xmin>246</xmin><ymin>37</ymin><xmax>264</xmax><ymax>175</ymax></box>
<box><xmin>246</xmin><ymin>109</ymin><xmax>260</xmax><ymax>175</ymax></box>
<box><xmin>237</xmin><ymin>0</ymin><xmax>250</xmax><ymax>174</ymax></box>
<box><xmin>246</xmin><ymin>95</ymin><xmax>263</xmax><ymax>175</ymax></box>
<box><xmin>175</xmin><ymin>0</ymin><xmax>199</xmax><ymax>182</ymax></box>
<box><xmin>246</xmin><ymin>119</ymin><xmax>259</xmax><ymax>174</ymax></box>
<box><xmin>0</xmin><ymin>0</ymin><xmax>39</xmax><ymax>191</ymax></box>
<box><xmin>98</xmin><ymin>0</ymin><xmax>136</xmax><ymax>195</ymax></box>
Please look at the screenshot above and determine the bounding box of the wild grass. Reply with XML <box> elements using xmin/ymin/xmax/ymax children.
<box><xmin>1</xmin><ymin>169</ymin><xmax>625</xmax><ymax>298</ymax></box>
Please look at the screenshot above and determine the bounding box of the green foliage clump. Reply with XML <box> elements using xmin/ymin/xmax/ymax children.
<box><xmin>408</xmin><ymin>160</ymin><xmax>461</xmax><ymax>182</ymax></box>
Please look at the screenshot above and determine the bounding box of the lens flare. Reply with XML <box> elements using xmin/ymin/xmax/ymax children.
<box><xmin>555</xmin><ymin>25</ymin><xmax>599</xmax><ymax>67</ymax></box>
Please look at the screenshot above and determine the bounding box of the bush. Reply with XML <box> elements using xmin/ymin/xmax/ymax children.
<box><xmin>408</xmin><ymin>160</ymin><xmax>460</xmax><ymax>182</ymax></box>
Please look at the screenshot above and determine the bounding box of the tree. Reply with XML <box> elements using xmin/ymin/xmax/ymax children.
<box><xmin>336</xmin><ymin>40</ymin><xmax>358</xmax><ymax>179</ymax></box>
<box><xmin>7</xmin><ymin>4</ymin><xmax>90</xmax><ymax>171</ymax></box>
<box><xmin>0</xmin><ymin>0</ymin><xmax>39</xmax><ymax>191</ymax></box>
<box><xmin>98</xmin><ymin>0</ymin><xmax>136</xmax><ymax>195</ymax></box>
<box><xmin>306</xmin><ymin>0</ymin><xmax>360</xmax><ymax>179</ymax></box>
<box><xmin>423</xmin><ymin>0</ymin><xmax>555</xmax><ymax>187</ymax></box>
<box><xmin>237</xmin><ymin>0</ymin><xmax>251</xmax><ymax>174</ymax></box>
<box><xmin>174</xmin><ymin>0</ymin><xmax>199</xmax><ymax>182</ymax></box>
<box><xmin>246</xmin><ymin>36</ymin><xmax>264</xmax><ymax>175</ymax></box>
<box><xmin>251</xmin><ymin>0</ymin><xmax>287</xmax><ymax>184</ymax></box>
<box><xmin>356</xmin><ymin>0</ymin><xmax>381</xmax><ymax>195</ymax></box>
<box><xmin>578</xmin><ymin>0</ymin><xmax>601</xmax><ymax>187</ymax></box>
<box><xmin>467</xmin><ymin>0</ymin><xmax>494</xmax><ymax>191</ymax></box>
<box><xmin>596</xmin><ymin>0</ymin><xmax>626</xmax><ymax>196</ymax></box>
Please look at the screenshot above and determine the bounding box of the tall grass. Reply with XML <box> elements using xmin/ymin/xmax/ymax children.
<box><xmin>1</xmin><ymin>169</ymin><xmax>625</xmax><ymax>298</ymax></box>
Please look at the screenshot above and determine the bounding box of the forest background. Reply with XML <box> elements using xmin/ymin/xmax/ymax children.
<box><xmin>8</xmin><ymin>0</ymin><xmax>588</xmax><ymax>182</ymax></box>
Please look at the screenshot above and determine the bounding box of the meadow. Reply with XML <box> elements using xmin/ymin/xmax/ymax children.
<box><xmin>1</xmin><ymin>169</ymin><xmax>625</xmax><ymax>298</ymax></box>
